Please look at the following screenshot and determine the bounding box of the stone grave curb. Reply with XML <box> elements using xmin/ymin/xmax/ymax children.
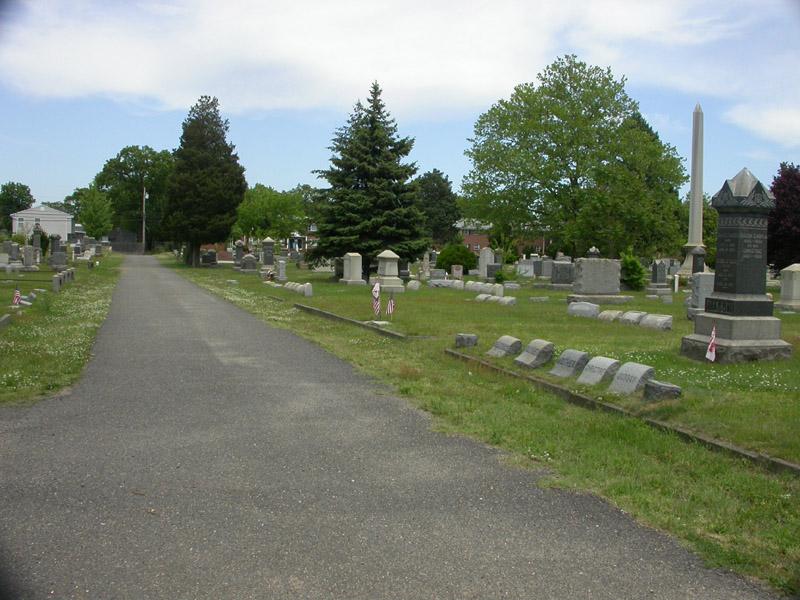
<box><xmin>294</xmin><ymin>303</ymin><xmax>407</xmax><ymax>340</ymax></box>
<box><xmin>444</xmin><ymin>348</ymin><xmax>800</xmax><ymax>478</ymax></box>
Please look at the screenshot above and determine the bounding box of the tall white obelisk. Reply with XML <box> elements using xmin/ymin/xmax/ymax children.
<box><xmin>681</xmin><ymin>103</ymin><xmax>706</xmax><ymax>274</ymax></box>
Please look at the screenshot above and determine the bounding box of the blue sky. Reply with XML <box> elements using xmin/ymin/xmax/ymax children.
<box><xmin>1</xmin><ymin>0</ymin><xmax>798</xmax><ymax>206</ymax></box>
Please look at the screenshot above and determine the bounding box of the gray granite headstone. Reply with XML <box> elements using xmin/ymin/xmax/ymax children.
<box><xmin>430</xmin><ymin>268</ymin><xmax>447</xmax><ymax>279</ymax></box>
<box><xmin>513</xmin><ymin>339</ymin><xmax>554</xmax><ymax>369</ymax></box>
<box><xmin>541</xmin><ymin>258</ymin><xmax>553</xmax><ymax>278</ymax></box>
<box><xmin>598</xmin><ymin>310</ymin><xmax>623</xmax><ymax>322</ymax></box>
<box><xmin>516</xmin><ymin>260</ymin><xmax>535</xmax><ymax>277</ymax></box>
<box><xmin>643</xmin><ymin>380</ymin><xmax>682</xmax><ymax>401</ymax></box>
<box><xmin>486</xmin><ymin>335</ymin><xmax>522</xmax><ymax>357</ymax></box>
<box><xmin>455</xmin><ymin>333</ymin><xmax>478</xmax><ymax>348</ymax></box>
<box><xmin>567</xmin><ymin>301</ymin><xmax>600</xmax><ymax>319</ymax></box>
<box><xmin>234</xmin><ymin>241</ymin><xmax>244</xmax><ymax>266</ymax></box>
<box><xmin>576</xmin><ymin>356</ymin><xmax>620</xmax><ymax>386</ymax></box>
<box><xmin>619</xmin><ymin>311</ymin><xmax>647</xmax><ymax>325</ymax></box>
<box><xmin>639</xmin><ymin>314</ymin><xmax>673</xmax><ymax>330</ymax></box>
<box><xmin>573</xmin><ymin>258</ymin><xmax>620</xmax><ymax>295</ymax></box>
<box><xmin>687</xmin><ymin>273</ymin><xmax>714</xmax><ymax>320</ymax></box>
<box><xmin>651</xmin><ymin>260</ymin><xmax>667</xmax><ymax>284</ymax></box>
<box><xmin>548</xmin><ymin>349</ymin><xmax>590</xmax><ymax>378</ymax></box>
<box><xmin>551</xmin><ymin>261</ymin><xmax>575</xmax><ymax>284</ymax></box>
<box><xmin>608</xmin><ymin>362</ymin><xmax>655</xmax><ymax>395</ymax></box>
<box><xmin>262</xmin><ymin>238</ymin><xmax>275</xmax><ymax>266</ymax></box>
<box><xmin>486</xmin><ymin>264</ymin><xmax>501</xmax><ymax>280</ymax></box>
<box><xmin>240</xmin><ymin>253</ymin><xmax>258</xmax><ymax>272</ymax></box>
<box><xmin>406</xmin><ymin>280</ymin><xmax>421</xmax><ymax>291</ymax></box>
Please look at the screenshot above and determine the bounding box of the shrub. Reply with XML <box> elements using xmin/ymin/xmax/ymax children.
<box><xmin>620</xmin><ymin>246</ymin><xmax>647</xmax><ymax>290</ymax></box>
<box><xmin>436</xmin><ymin>243</ymin><xmax>477</xmax><ymax>272</ymax></box>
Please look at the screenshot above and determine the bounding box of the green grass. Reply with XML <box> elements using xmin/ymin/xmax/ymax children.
<box><xmin>164</xmin><ymin>256</ymin><xmax>800</xmax><ymax>595</ymax></box>
<box><xmin>0</xmin><ymin>254</ymin><xmax>123</xmax><ymax>404</ymax></box>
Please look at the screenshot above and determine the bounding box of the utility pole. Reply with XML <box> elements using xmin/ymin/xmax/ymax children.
<box><xmin>142</xmin><ymin>186</ymin><xmax>147</xmax><ymax>254</ymax></box>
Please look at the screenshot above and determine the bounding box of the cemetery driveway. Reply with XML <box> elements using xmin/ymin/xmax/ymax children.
<box><xmin>0</xmin><ymin>255</ymin><xmax>776</xmax><ymax>600</ymax></box>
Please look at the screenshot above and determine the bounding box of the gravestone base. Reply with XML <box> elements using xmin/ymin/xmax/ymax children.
<box><xmin>775</xmin><ymin>300</ymin><xmax>800</xmax><ymax>312</ymax></box>
<box><xmin>680</xmin><ymin>334</ymin><xmax>792</xmax><ymax>364</ymax></box>
<box><xmin>645</xmin><ymin>285</ymin><xmax>671</xmax><ymax>295</ymax></box>
<box><xmin>567</xmin><ymin>294</ymin><xmax>633</xmax><ymax>305</ymax></box>
<box><xmin>369</xmin><ymin>275</ymin><xmax>405</xmax><ymax>293</ymax></box>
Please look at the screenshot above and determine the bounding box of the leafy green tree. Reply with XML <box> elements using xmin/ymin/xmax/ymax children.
<box><xmin>310</xmin><ymin>82</ymin><xmax>429</xmax><ymax>275</ymax></box>
<box><xmin>235</xmin><ymin>184</ymin><xmax>305</xmax><ymax>241</ymax></box>
<box><xmin>0</xmin><ymin>182</ymin><xmax>35</xmax><ymax>232</ymax></box>
<box><xmin>77</xmin><ymin>187</ymin><xmax>114</xmax><ymax>239</ymax></box>
<box><xmin>165</xmin><ymin>96</ymin><xmax>247</xmax><ymax>266</ymax></box>
<box><xmin>768</xmin><ymin>162</ymin><xmax>800</xmax><ymax>272</ymax></box>
<box><xmin>435</xmin><ymin>241</ymin><xmax>478</xmax><ymax>272</ymax></box>
<box><xmin>413</xmin><ymin>169</ymin><xmax>461</xmax><ymax>247</ymax></box>
<box><xmin>291</xmin><ymin>184</ymin><xmax>329</xmax><ymax>232</ymax></box>
<box><xmin>94</xmin><ymin>145</ymin><xmax>174</xmax><ymax>248</ymax></box>
<box><xmin>462</xmin><ymin>55</ymin><xmax>686</xmax><ymax>258</ymax></box>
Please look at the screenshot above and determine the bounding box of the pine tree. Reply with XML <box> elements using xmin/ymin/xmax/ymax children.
<box><xmin>768</xmin><ymin>162</ymin><xmax>800</xmax><ymax>272</ymax></box>
<box><xmin>311</xmin><ymin>83</ymin><xmax>429</xmax><ymax>275</ymax></box>
<box><xmin>414</xmin><ymin>169</ymin><xmax>461</xmax><ymax>247</ymax></box>
<box><xmin>165</xmin><ymin>96</ymin><xmax>246</xmax><ymax>266</ymax></box>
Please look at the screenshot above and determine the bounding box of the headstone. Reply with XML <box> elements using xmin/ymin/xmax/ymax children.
<box><xmin>576</xmin><ymin>356</ymin><xmax>620</xmax><ymax>386</ymax></box>
<box><xmin>532</xmin><ymin>258</ymin><xmax>543</xmax><ymax>277</ymax></box>
<box><xmin>643</xmin><ymin>380</ymin><xmax>682</xmax><ymax>402</ymax></box>
<box><xmin>451</xmin><ymin>264</ymin><xmax>463</xmax><ymax>280</ymax></box>
<box><xmin>572</xmin><ymin>258</ymin><xmax>620</xmax><ymax>295</ymax></box>
<box><xmin>497</xmin><ymin>296</ymin><xmax>516</xmax><ymax>306</ymax></box>
<box><xmin>49</xmin><ymin>251</ymin><xmax>67</xmax><ymax>272</ymax></box>
<box><xmin>9</xmin><ymin>243</ymin><xmax>20</xmax><ymax>262</ymax></box>
<box><xmin>608</xmin><ymin>362</ymin><xmax>655</xmax><ymax>395</ymax></box>
<box><xmin>486</xmin><ymin>264</ymin><xmax>501</xmax><ymax>280</ymax></box>
<box><xmin>422</xmin><ymin>252</ymin><xmax>431</xmax><ymax>281</ymax></box>
<box><xmin>619</xmin><ymin>311</ymin><xmax>647</xmax><ymax>325</ymax></box>
<box><xmin>455</xmin><ymin>333</ymin><xmax>478</xmax><ymax>348</ymax></box>
<box><xmin>639</xmin><ymin>314</ymin><xmax>673</xmax><ymax>331</ymax></box>
<box><xmin>21</xmin><ymin>246</ymin><xmax>37</xmax><ymax>271</ymax></box>
<box><xmin>598</xmin><ymin>310</ymin><xmax>623</xmax><ymax>322</ymax></box>
<box><xmin>681</xmin><ymin>168</ymin><xmax>792</xmax><ymax>362</ymax></box>
<box><xmin>516</xmin><ymin>259</ymin><xmax>535</xmax><ymax>278</ymax></box>
<box><xmin>0</xmin><ymin>253</ymin><xmax>8</xmax><ymax>266</ymax></box>
<box><xmin>406</xmin><ymin>280</ymin><xmax>421</xmax><ymax>291</ymax></box>
<box><xmin>302</xmin><ymin>283</ymin><xmax>313</xmax><ymax>297</ymax></box>
<box><xmin>52</xmin><ymin>274</ymin><xmax>61</xmax><ymax>293</ymax></box>
<box><xmin>690</xmin><ymin>246</ymin><xmax>706</xmax><ymax>274</ymax></box>
<box><xmin>486</xmin><ymin>335</ymin><xmax>522</xmax><ymax>357</ymax></box>
<box><xmin>429</xmin><ymin>251</ymin><xmax>438</xmax><ymax>266</ymax></box>
<box><xmin>503</xmin><ymin>282</ymin><xmax>520</xmax><ymax>290</ymax></box>
<box><xmin>541</xmin><ymin>258</ymin><xmax>553</xmax><ymax>278</ymax></box>
<box><xmin>586</xmin><ymin>246</ymin><xmax>601</xmax><ymax>258</ymax></box>
<box><xmin>234</xmin><ymin>241</ymin><xmax>244</xmax><ymax>266</ymax></box>
<box><xmin>430</xmin><ymin>268</ymin><xmax>447</xmax><ymax>279</ymax></box>
<box><xmin>567</xmin><ymin>302</ymin><xmax>600</xmax><ymax>318</ymax></box>
<box><xmin>277</xmin><ymin>258</ymin><xmax>287</xmax><ymax>282</ymax></box>
<box><xmin>687</xmin><ymin>273</ymin><xmax>715</xmax><ymax>320</ymax></box>
<box><xmin>374</xmin><ymin>249</ymin><xmax>404</xmax><ymax>293</ymax></box>
<box><xmin>775</xmin><ymin>263</ymin><xmax>800</xmax><ymax>311</ymax></box>
<box><xmin>262</xmin><ymin>238</ymin><xmax>275</xmax><ymax>267</ymax></box>
<box><xmin>341</xmin><ymin>252</ymin><xmax>366</xmax><ymax>285</ymax></box>
<box><xmin>1</xmin><ymin>241</ymin><xmax>11</xmax><ymax>256</ymax></box>
<box><xmin>240</xmin><ymin>254</ymin><xmax>258</xmax><ymax>272</ymax></box>
<box><xmin>474</xmin><ymin>294</ymin><xmax>491</xmax><ymax>302</ymax></box>
<box><xmin>551</xmin><ymin>261</ymin><xmax>575</xmax><ymax>285</ymax></box>
<box><xmin>479</xmin><ymin>247</ymin><xmax>495</xmax><ymax>279</ymax></box>
<box><xmin>549</xmin><ymin>349</ymin><xmax>590</xmax><ymax>378</ymax></box>
<box><xmin>650</xmin><ymin>260</ymin><xmax>668</xmax><ymax>285</ymax></box>
<box><xmin>513</xmin><ymin>339</ymin><xmax>554</xmax><ymax>369</ymax></box>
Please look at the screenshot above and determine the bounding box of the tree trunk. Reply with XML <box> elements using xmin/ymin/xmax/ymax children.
<box><xmin>183</xmin><ymin>243</ymin><xmax>193</xmax><ymax>265</ymax></box>
<box><xmin>191</xmin><ymin>244</ymin><xmax>201</xmax><ymax>268</ymax></box>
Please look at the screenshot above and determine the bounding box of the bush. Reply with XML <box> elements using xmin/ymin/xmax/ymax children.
<box><xmin>620</xmin><ymin>246</ymin><xmax>647</xmax><ymax>290</ymax></box>
<box><xmin>494</xmin><ymin>270</ymin><xmax>507</xmax><ymax>283</ymax></box>
<box><xmin>436</xmin><ymin>243</ymin><xmax>478</xmax><ymax>272</ymax></box>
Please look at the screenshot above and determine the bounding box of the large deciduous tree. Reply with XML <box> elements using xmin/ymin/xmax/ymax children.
<box><xmin>0</xmin><ymin>182</ymin><xmax>35</xmax><ymax>232</ymax></box>
<box><xmin>413</xmin><ymin>169</ymin><xmax>461</xmax><ymax>247</ymax></box>
<box><xmin>235</xmin><ymin>184</ymin><xmax>305</xmax><ymax>241</ymax></box>
<box><xmin>310</xmin><ymin>83</ymin><xmax>429</xmax><ymax>274</ymax></box>
<box><xmin>462</xmin><ymin>55</ymin><xmax>686</xmax><ymax>258</ymax></box>
<box><xmin>768</xmin><ymin>162</ymin><xmax>800</xmax><ymax>272</ymax></box>
<box><xmin>94</xmin><ymin>145</ymin><xmax>174</xmax><ymax>248</ymax></box>
<box><xmin>165</xmin><ymin>96</ymin><xmax>246</xmax><ymax>266</ymax></box>
<box><xmin>76</xmin><ymin>187</ymin><xmax>114</xmax><ymax>239</ymax></box>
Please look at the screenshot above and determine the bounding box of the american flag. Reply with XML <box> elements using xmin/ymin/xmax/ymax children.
<box><xmin>12</xmin><ymin>287</ymin><xmax>21</xmax><ymax>306</ymax></box>
<box><xmin>371</xmin><ymin>282</ymin><xmax>381</xmax><ymax>318</ymax></box>
<box><xmin>386</xmin><ymin>293</ymin><xmax>396</xmax><ymax>317</ymax></box>
<box><xmin>705</xmin><ymin>324</ymin><xmax>716</xmax><ymax>362</ymax></box>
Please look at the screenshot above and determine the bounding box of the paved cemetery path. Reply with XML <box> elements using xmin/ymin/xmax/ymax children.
<box><xmin>0</xmin><ymin>256</ymin><xmax>776</xmax><ymax>600</ymax></box>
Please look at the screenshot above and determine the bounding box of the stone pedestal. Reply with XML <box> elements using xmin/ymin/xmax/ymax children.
<box><xmin>262</xmin><ymin>238</ymin><xmax>275</xmax><ymax>267</ymax></box>
<box><xmin>233</xmin><ymin>241</ymin><xmax>244</xmax><ymax>267</ymax></box>
<box><xmin>341</xmin><ymin>252</ymin><xmax>366</xmax><ymax>285</ymax></box>
<box><xmin>371</xmin><ymin>249</ymin><xmax>404</xmax><ymax>293</ymax></box>
<box><xmin>775</xmin><ymin>263</ymin><xmax>800</xmax><ymax>312</ymax></box>
<box><xmin>681</xmin><ymin>168</ymin><xmax>792</xmax><ymax>363</ymax></box>
<box><xmin>478</xmin><ymin>248</ymin><xmax>495</xmax><ymax>280</ymax></box>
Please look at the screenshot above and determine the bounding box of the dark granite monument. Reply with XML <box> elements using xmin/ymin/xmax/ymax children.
<box><xmin>680</xmin><ymin>168</ymin><xmax>792</xmax><ymax>363</ymax></box>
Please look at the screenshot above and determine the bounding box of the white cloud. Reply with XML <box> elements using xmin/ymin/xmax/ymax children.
<box><xmin>0</xmin><ymin>0</ymin><xmax>798</xmax><ymax>143</ymax></box>
<box><xmin>725</xmin><ymin>104</ymin><xmax>800</xmax><ymax>148</ymax></box>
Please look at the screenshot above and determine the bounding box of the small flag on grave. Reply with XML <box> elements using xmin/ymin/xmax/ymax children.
<box><xmin>371</xmin><ymin>282</ymin><xmax>381</xmax><ymax>318</ymax></box>
<box><xmin>386</xmin><ymin>293</ymin><xmax>396</xmax><ymax>318</ymax></box>
<box><xmin>705</xmin><ymin>324</ymin><xmax>716</xmax><ymax>362</ymax></box>
<box><xmin>12</xmin><ymin>287</ymin><xmax>21</xmax><ymax>306</ymax></box>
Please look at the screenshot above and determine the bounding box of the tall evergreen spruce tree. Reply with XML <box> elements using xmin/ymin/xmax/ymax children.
<box><xmin>311</xmin><ymin>83</ymin><xmax>429</xmax><ymax>275</ymax></box>
<box><xmin>165</xmin><ymin>96</ymin><xmax>246</xmax><ymax>266</ymax></box>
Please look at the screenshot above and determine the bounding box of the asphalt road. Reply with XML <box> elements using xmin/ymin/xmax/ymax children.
<box><xmin>0</xmin><ymin>255</ymin><xmax>776</xmax><ymax>599</ymax></box>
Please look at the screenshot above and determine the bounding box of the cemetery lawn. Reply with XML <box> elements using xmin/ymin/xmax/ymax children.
<box><xmin>165</xmin><ymin>257</ymin><xmax>799</xmax><ymax>595</ymax></box>
<box><xmin>0</xmin><ymin>254</ymin><xmax>122</xmax><ymax>404</ymax></box>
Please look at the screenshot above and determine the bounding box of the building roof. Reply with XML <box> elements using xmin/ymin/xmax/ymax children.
<box><xmin>11</xmin><ymin>205</ymin><xmax>73</xmax><ymax>218</ymax></box>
